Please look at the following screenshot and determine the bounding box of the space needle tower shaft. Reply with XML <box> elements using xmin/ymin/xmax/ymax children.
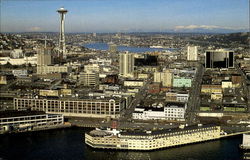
<box><xmin>57</xmin><ymin>7</ymin><xmax>68</xmax><ymax>58</ymax></box>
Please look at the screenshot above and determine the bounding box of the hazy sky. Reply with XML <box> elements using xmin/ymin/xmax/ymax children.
<box><xmin>0</xmin><ymin>0</ymin><xmax>249</xmax><ymax>33</ymax></box>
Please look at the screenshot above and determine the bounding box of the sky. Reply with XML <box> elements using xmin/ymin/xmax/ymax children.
<box><xmin>0</xmin><ymin>0</ymin><xmax>249</xmax><ymax>33</ymax></box>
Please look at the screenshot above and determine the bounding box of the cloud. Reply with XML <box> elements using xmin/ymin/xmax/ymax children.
<box><xmin>27</xmin><ymin>26</ymin><xmax>42</xmax><ymax>32</ymax></box>
<box><xmin>174</xmin><ymin>25</ymin><xmax>242</xmax><ymax>31</ymax></box>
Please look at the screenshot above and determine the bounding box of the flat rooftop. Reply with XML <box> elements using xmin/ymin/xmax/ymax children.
<box><xmin>121</xmin><ymin>124</ymin><xmax>217</xmax><ymax>136</ymax></box>
<box><xmin>0</xmin><ymin>110</ymin><xmax>46</xmax><ymax>118</ymax></box>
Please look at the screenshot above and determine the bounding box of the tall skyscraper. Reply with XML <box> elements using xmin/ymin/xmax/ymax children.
<box><xmin>37</xmin><ymin>48</ymin><xmax>52</xmax><ymax>66</ymax></box>
<box><xmin>119</xmin><ymin>52</ymin><xmax>134</xmax><ymax>77</ymax></box>
<box><xmin>187</xmin><ymin>46</ymin><xmax>198</xmax><ymax>61</ymax></box>
<box><xmin>57</xmin><ymin>7</ymin><xmax>68</xmax><ymax>59</ymax></box>
<box><xmin>205</xmin><ymin>49</ymin><xmax>234</xmax><ymax>68</ymax></box>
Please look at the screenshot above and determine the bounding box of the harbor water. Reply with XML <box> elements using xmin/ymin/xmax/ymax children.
<box><xmin>83</xmin><ymin>43</ymin><xmax>177</xmax><ymax>53</ymax></box>
<box><xmin>0</xmin><ymin>127</ymin><xmax>244</xmax><ymax>160</ymax></box>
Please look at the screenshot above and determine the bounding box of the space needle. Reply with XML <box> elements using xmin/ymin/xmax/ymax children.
<box><xmin>57</xmin><ymin>7</ymin><xmax>68</xmax><ymax>59</ymax></box>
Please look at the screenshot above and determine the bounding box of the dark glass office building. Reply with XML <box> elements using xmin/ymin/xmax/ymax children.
<box><xmin>205</xmin><ymin>49</ymin><xmax>234</xmax><ymax>68</ymax></box>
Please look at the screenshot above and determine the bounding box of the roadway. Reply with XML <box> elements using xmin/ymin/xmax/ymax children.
<box><xmin>187</xmin><ymin>63</ymin><xmax>204</xmax><ymax>124</ymax></box>
<box><xmin>235</xmin><ymin>63</ymin><xmax>250</xmax><ymax>111</ymax></box>
<box><xmin>119</xmin><ymin>76</ymin><xmax>153</xmax><ymax>122</ymax></box>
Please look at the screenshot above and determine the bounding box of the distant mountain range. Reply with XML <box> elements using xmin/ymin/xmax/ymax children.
<box><xmin>171</xmin><ymin>25</ymin><xmax>249</xmax><ymax>33</ymax></box>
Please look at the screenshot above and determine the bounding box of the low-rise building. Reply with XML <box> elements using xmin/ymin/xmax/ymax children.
<box><xmin>166</xmin><ymin>92</ymin><xmax>189</xmax><ymax>103</ymax></box>
<box><xmin>0</xmin><ymin>111</ymin><xmax>64</xmax><ymax>133</ymax></box>
<box><xmin>201</xmin><ymin>85</ymin><xmax>222</xmax><ymax>94</ymax></box>
<box><xmin>37</xmin><ymin>65</ymin><xmax>71</xmax><ymax>74</ymax></box>
<box><xmin>0</xmin><ymin>56</ymin><xmax>37</xmax><ymax>65</ymax></box>
<box><xmin>39</xmin><ymin>90</ymin><xmax>59</xmax><ymax>97</ymax></box>
<box><xmin>124</xmin><ymin>80</ymin><xmax>144</xmax><ymax>87</ymax></box>
<box><xmin>211</xmin><ymin>93</ymin><xmax>223</xmax><ymax>101</ymax></box>
<box><xmin>85</xmin><ymin>125</ymin><xmax>221</xmax><ymax>150</ymax></box>
<box><xmin>132</xmin><ymin>102</ymin><xmax>186</xmax><ymax>121</ymax></box>
<box><xmin>137</xmin><ymin>73</ymin><xmax>149</xmax><ymax>79</ymax></box>
<box><xmin>14</xmin><ymin>97</ymin><xmax>126</xmax><ymax>118</ymax></box>
<box><xmin>0</xmin><ymin>76</ymin><xmax>7</xmax><ymax>85</ymax></box>
<box><xmin>148</xmin><ymin>83</ymin><xmax>161</xmax><ymax>94</ymax></box>
<box><xmin>10</xmin><ymin>49</ymin><xmax>23</xmax><ymax>58</ymax></box>
<box><xmin>84</xmin><ymin>64</ymin><xmax>100</xmax><ymax>73</ymax></box>
<box><xmin>12</xmin><ymin>70</ymin><xmax>28</xmax><ymax>77</ymax></box>
<box><xmin>222</xmin><ymin>81</ymin><xmax>233</xmax><ymax>88</ymax></box>
<box><xmin>173</xmin><ymin>77</ymin><xmax>192</xmax><ymax>88</ymax></box>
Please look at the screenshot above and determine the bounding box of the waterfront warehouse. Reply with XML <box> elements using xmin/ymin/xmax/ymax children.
<box><xmin>85</xmin><ymin>124</ymin><xmax>221</xmax><ymax>150</ymax></box>
<box><xmin>0</xmin><ymin>110</ymin><xmax>64</xmax><ymax>134</ymax></box>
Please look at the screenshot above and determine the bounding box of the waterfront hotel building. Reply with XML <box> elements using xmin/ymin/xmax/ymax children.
<box><xmin>14</xmin><ymin>97</ymin><xmax>126</xmax><ymax>118</ymax></box>
<box><xmin>85</xmin><ymin>124</ymin><xmax>221</xmax><ymax>150</ymax></box>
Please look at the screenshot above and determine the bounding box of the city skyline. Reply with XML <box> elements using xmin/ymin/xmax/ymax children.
<box><xmin>0</xmin><ymin>0</ymin><xmax>249</xmax><ymax>33</ymax></box>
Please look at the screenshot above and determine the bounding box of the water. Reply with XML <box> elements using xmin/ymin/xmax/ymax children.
<box><xmin>83</xmin><ymin>43</ymin><xmax>177</xmax><ymax>53</ymax></box>
<box><xmin>0</xmin><ymin>127</ymin><xmax>244</xmax><ymax>160</ymax></box>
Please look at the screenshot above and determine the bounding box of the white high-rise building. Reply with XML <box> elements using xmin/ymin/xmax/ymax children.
<box><xmin>187</xmin><ymin>46</ymin><xmax>198</xmax><ymax>61</ymax></box>
<box><xmin>119</xmin><ymin>52</ymin><xmax>134</xmax><ymax>77</ymax></box>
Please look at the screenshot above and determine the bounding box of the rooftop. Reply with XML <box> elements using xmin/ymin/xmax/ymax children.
<box><xmin>121</xmin><ymin>124</ymin><xmax>217</xmax><ymax>136</ymax></box>
<box><xmin>0</xmin><ymin>110</ymin><xmax>46</xmax><ymax>118</ymax></box>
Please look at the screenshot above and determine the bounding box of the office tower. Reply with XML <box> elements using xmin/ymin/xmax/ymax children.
<box><xmin>205</xmin><ymin>49</ymin><xmax>234</xmax><ymax>68</ymax></box>
<box><xmin>119</xmin><ymin>52</ymin><xmax>134</xmax><ymax>77</ymax></box>
<box><xmin>187</xmin><ymin>46</ymin><xmax>198</xmax><ymax>61</ymax></box>
<box><xmin>153</xmin><ymin>69</ymin><xmax>172</xmax><ymax>87</ymax></box>
<box><xmin>57</xmin><ymin>7</ymin><xmax>68</xmax><ymax>59</ymax></box>
<box><xmin>37</xmin><ymin>47</ymin><xmax>52</xmax><ymax>66</ymax></box>
<box><xmin>79</xmin><ymin>72</ymin><xmax>99</xmax><ymax>86</ymax></box>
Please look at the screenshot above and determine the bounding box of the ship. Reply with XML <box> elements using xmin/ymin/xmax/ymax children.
<box><xmin>85</xmin><ymin>124</ymin><xmax>221</xmax><ymax>150</ymax></box>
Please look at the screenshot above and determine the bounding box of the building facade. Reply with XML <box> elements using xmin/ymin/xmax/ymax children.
<box><xmin>133</xmin><ymin>103</ymin><xmax>186</xmax><ymax>121</ymax></box>
<box><xmin>84</xmin><ymin>64</ymin><xmax>100</xmax><ymax>73</ymax></box>
<box><xmin>187</xmin><ymin>46</ymin><xmax>198</xmax><ymax>61</ymax></box>
<box><xmin>0</xmin><ymin>111</ymin><xmax>64</xmax><ymax>133</ymax></box>
<box><xmin>79</xmin><ymin>72</ymin><xmax>99</xmax><ymax>86</ymax></box>
<box><xmin>205</xmin><ymin>49</ymin><xmax>234</xmax><ymax>68</ymax></box>
<box><xmin>173</xmin><ymin>77</ymin><xmax>192</xmax><ymax>88</ymax></box>
<box><xmin>124</xmin><ymin>80</ymin><xmax>144</xmax><ymax>87</ymax></box>
<box><xmin>37</xmin><ymin>65</ymin><xmax>71</xmax><ymax>74</ymax></box>
<box><xmin>153</xmin><ymin>70</ymin><xmax>172</xmax><ymax>87</ymax></box>
<box><xmin>37</xmin><ymin>47</ymin><xmax>52</xmax><ymax>66</ymax></box>
<box><xmin>166</xmin><ymin>92</ymin><xmax>189</xmax><ymax>103</ymax></box>
<box><xmin>85</xmin><ymin>125</ymin><xmax>221</xmax><ymax>150</ymax></box>
<box><xmin>119</xmin><ymin>52</ymin><xmax>134</xmax><ymax>77</ymax></box>
<box><xmin>14</xmin><ymin>97</ymin><xmax>126</xmax><ymax>118</ymax></box>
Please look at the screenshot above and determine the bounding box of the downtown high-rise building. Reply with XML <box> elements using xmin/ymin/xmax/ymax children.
<box><xmin>37</xmin><ymin>47</ymin><xmax>52</xmax><ymax>66</ymax></box>
<box><xmin>153</xmin><ymin>69</ymin><xmax>173</xmax><ymax>87</ymax></box>
<box><xmin>187</xmin><ymin>46</ymin><xmax>198</xmax><ymax>61</ymax></box>
<box><xmin>119</xmin><ymin>52</ymin><xmax>134</xmax><ymax>77</ymax></box>
<box><xmin>205</xmin><ymin>49</ymin><xmax>234</xmax><ymax>68</ymax></box>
